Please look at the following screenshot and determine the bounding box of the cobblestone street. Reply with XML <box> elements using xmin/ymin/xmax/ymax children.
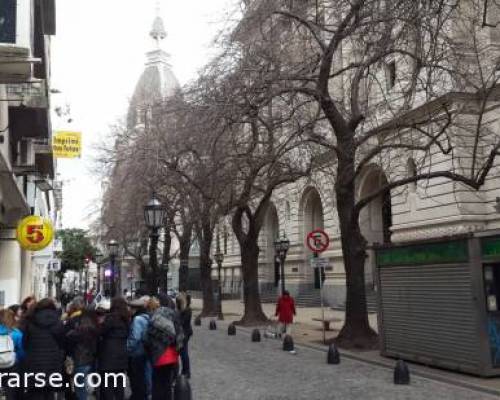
<box><xmin>189</xmin><ymin>321</ymin><xmax>496</xmax><ymax>400</ymax></box>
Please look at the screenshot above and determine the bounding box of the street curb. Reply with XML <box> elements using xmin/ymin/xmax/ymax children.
<box><xmin>200</xmin><ymin>319</ymin><xmax>500</xmax><ymax>398</ymax></box>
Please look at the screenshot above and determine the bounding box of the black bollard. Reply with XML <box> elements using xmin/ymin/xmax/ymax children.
<box><xmin>194</xmin><ymin>316</ymin><xmax>201</xmax><ymax>326</ymax></box>
<box><xmin>327</xmin><ymin>344</ymin><xmax>340</xmax><ymax>364</ymax></box>
<box><xmin>228</xmin><ymin>323</ymin><xmax>236</xmax><ymax>336</ymax></box>
<box><xmin>283</xmin><ymin>335</ymin><xmax>294</xmax><ymax>351</ymax></box>
<box><xmin>209</xmin><ymin>319</ymin><xmax>217</xmax><ymax>330</ymax></box>
<box><xmin>174</xmin><ymin>375</ymin><xmax>192</xmax><ymax>400</ymax></box>
<box><xmin>251</xmin><ymin>328</ymin><xmax>261</xmax><ymax>342</ymax></box>
<box><xmin>394</xmin><ymin>360</ymin><xmax>410</xmax><ymax>385</ymax></box>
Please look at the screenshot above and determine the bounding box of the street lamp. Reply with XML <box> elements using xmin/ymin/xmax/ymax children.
<box><xmin>274</xmin><ymin>233</ymin><xmax>291</xmax><ymax>294</ymax></box>
<box><xmin>214</xmin><ymin>245</ymin><xmax>224</xmax><ymax>320</ymax></box>
<box><xmin>84</xmin><ymin>257</ymin><xmax>90</xmax><ymax>303</ymax></box>
<box><xmin>107</xmin><ymin>239</ymin><xmax>119</xmax><ymax>297</ymax></box>
<box><xmin>95</xmin><ymin>251</ymin><xmax>103</xmax><ymax>294</ymax></box>
<box><xmin>144</xmin><ymin>193</ymin><xmax>166</xmax><ymax>295</ymax></box>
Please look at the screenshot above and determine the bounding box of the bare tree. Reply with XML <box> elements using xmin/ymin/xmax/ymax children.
<box><xmin>227</xmin><ymin>0</ymin><xmax>500</xmax><ymax>347</ymax></box>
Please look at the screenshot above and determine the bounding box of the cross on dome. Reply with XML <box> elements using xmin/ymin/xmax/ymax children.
<box><xmin>150</xmin><ymin>0</ymin><xmax>167</xmax><ymax>48</ymax></box>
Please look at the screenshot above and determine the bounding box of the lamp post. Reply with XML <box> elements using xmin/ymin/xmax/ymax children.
<box><xmin>144</xmin><ymin>193</ymin><xmax>166</xmax><ymax>295</ymax></box>
<box><xmin>107</xmin><ymin>239</ymin><xmax>119</xmax><ymax>297</ymax></box>
<box><xmin>214</xmin><ymin>245</ymin><xmax>224</xmax><ymax>320</ymax></box>
<box><xmin>274</xmin><ymin>233</ymin><xmax>290</xmax><ymax>294</ymax></box>
<box><xmin>95</xmin><ymin>251</ymin><xmax>103</xmax><ymax>294</ymax></box>
<box><xmin>84</xmin><ymin>257</ymin><xmax>90</xmax><ymax>303</ymax></box>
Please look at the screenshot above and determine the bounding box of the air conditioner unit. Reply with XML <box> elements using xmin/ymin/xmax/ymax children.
<box><xmin>0</xmin><ymin>0</ymin><xmax>39</xmax><ymax>83</ymax></box>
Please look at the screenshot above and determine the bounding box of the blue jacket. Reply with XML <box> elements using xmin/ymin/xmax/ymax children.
<box><xmin>127</xmin><ymin>313</ymin><xmax>149</xmax><ymax>357</ymax></box>
<box><xmin>0</xmin><ymin>324</ymin><xmax>25</xmax><ymax>363</ymax></box>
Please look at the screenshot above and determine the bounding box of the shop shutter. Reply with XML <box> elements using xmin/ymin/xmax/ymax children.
<box><xmin>379</xmin><ymin>262</ymin><xmax>481</xmax><ymax>372</ymax></box>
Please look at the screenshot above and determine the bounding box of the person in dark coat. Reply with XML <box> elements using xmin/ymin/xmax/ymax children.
<box><xmin>145</xmin><ymin>294</ymin><xmax>184</xmax><ymax>400</ymax></box>
<box><xmin>65</xmin><ymin>298</ymin><xmax>99</xmax><ymax>400</ymax></box>
<box><xmin>98</xmin><ymin>297</ymin><xmax>130</xmax><ymax>400</ymax></box>
<box><xmin>22</xmin><ymin>298</ymin><xmax>65</xmax><ymax>400</ymax></box>
<box><xmin>127</xmin><ymin>296</ymin><xmax>150</xmax><ymax>400</ymax></box>
<box><xmin>176</xmin><ymin>293</ymin><xmax>192</xmax><ymax>378</ymax></box>
<box><xmin>275</xmin><ymin>290</ymin><xmax>296</xmax><ymax>337</ymax></box>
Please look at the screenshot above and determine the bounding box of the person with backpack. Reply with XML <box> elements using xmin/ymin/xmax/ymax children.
<box><xmin>0</xmin><ymin>309</ymin><xmax>25</xmax><ymax>400</ymax></box>
<box><xmin>98</xmin><ymin>297</ymin><xmax>129</xmax><ymax>400</ymax></box>
<box><xmin>275</xmin><ymin>290</ymin><xmax>296</xmax><ymax>337</ymax></box>
<box><xmin>145</xmin><ymin>293</ymin><xmax>184</xmax><ymax>400</ymax></box>
<box><xmin>176</xmin><ymin>293</ymin><xmax>192</xmax><ymax>379</ymax></box>
<box><xmin>127</xmin><ymin>296</ymin><xmax>150</xmax><ymax>400</ymax></box>
<box><xmin>22</xmin><ymin>298</ymin><xmax>65</xmax><ymax>400</ymax></box>
<box><xmin>65</xmin><ymin>304</ymin><xmax>99</xmax><ymax>400</ymax></box>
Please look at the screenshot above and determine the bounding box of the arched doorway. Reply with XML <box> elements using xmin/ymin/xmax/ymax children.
<box><xmin>358</xmin><ymin>167</ymin><xmax>392</xmax><ymax>288</ymax></box>
<box><xmin>301</xmin><ymin>188</ymin><xmax>325</xmax><ymax>289</ymax></box>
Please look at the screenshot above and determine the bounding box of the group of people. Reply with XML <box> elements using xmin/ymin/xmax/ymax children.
<box><xmin>0</xmin><ymin>292</ymin><xmax>192</xmax><ymax>400</ymax></box>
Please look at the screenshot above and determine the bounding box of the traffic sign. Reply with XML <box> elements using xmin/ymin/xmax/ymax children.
<box><xmin>310</xmin><ymin>257</ymin><xmax>329</xmax><ymax>269</ymax></box>
<box><xmin>306</xmin><ymin>229</ymin><xmax>330</xmax><ymax>253</ymax></box>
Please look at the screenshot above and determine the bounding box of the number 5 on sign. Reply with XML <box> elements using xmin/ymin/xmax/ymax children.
<box><xmin>16</xmin><ymin>216</ymin><xmax>54</xmax><ymax>251</ymax></box>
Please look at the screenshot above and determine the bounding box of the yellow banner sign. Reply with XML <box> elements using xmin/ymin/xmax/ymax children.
<box><xmin>16</xmin><ymin>215</ymin><xmax>54</xmax><ymax>251</ymax></box>
<box><xmin>52</xmin><ymin>131</ymin><xmax>82</xmax><ymax>158</ymax></box>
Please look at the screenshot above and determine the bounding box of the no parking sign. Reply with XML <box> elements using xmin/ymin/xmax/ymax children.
<box><xmin>306</xmin><ymin>229</ymin><xmax>330</xmax><ymax>254</ymax></box>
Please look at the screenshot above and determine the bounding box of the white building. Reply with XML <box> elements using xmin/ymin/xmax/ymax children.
<box><xmin>0</xmin><ymin>0</ymin><xmax>60</xmax><ymax>305</ymax></box>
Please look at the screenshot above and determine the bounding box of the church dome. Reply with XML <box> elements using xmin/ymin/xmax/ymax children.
<box><xmin>127</xmin><ymin>60</ymin><xmax>180</xmax><ymax>128</ymax></box>
<box><xmin>127</xmin><ymin>10</ymin><xmax>180</xmax><ymax>129</ymax></box>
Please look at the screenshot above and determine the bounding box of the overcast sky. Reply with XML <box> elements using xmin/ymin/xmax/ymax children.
<box><xmin>51</xmin><ymin>0</ymin><xmax>235</xmax><ymax>229</ymax></box>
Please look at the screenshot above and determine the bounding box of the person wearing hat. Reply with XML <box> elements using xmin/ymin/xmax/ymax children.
<box><xmin>127</xmin><ymin>296</ymin><xmax>150</xmax><ymax>400</ymax></box>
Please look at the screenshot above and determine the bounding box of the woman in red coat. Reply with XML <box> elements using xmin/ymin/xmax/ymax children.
<box><xmin>275</xmin><ymin>291</ymin><xmax>296</xmax><ymax>336</ymax></box>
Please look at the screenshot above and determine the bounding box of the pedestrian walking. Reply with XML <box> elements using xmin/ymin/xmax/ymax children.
<box><xmin>127</xmin><ymin>296</ymin><xmax>150</xmax><ymax>400</ymax></box>
<box><xmin>20</xmin><ymin>297</ymin><xmax>36</xmax><ymax>316</ymax></box>
<box><xmin>145</xmin><ymin>294</ymin><xmax>184</xmax><ymax>400</ymax></box>
<box><xmin>176</xmin><ymin>293</ymin><xmax>192</xmax><ymax>379</ymax></box>
<box><xmin>144</xmin><ymin>298</ymin><xmax>160</xmax><ymax>398</ymax></box>
<box><xmin>275</xmin><ymin>290</ymin><xmax>296</xmax><ymax>336</ymax></box>
<box><xmin>65</xmin><ymin>300</ymin><xmax>99</xmax><ymax>400</ymax></box>
<box><xmin>97</xmin><ymin>297</ymin><xmax>129</xmax><ymax>400</ymax></box>
<box><xmin>8</xmin><ymin>305</ymin><xmax>22</xmax><ymax>327</ymax></box>
<box><xmin>62</xmin><ymin>297</ymin><xmax>84</xmax><ymax>400</ymax></box>
<box><xmin>0</xmin><ymin>309</ymin><xmax>25</xmax><ymax>400</ymax></box>
<box><xmin>22</xmin><ymin>298</ymin><xmax>65</xmax><ymax>400</ymax></box>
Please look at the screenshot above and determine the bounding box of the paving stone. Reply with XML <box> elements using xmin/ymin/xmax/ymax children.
<box><xmin>189</xmin><ymin>324</ymin><xmax>496</xmax><ymax>400</ymax></box>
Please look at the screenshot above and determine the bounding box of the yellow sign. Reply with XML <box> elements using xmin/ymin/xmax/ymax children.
<box><xmin>16</xmin><ymin>216</ymin><xmax>54</xmax><ymax>251</ymax></box>
<box><xmin>52</xmin><ymin>131</ymin><xmax>82</xmax><ymax>158</ymax></box>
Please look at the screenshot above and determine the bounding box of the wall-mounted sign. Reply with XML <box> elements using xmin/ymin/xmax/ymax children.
<box><xmin>0</xmin><ymin>0</ymin><xmax>16</xmax><ymax>44</ymax></box>
<box><xmin>16</xmin><ymin>216</ymin><xmax>54</xmax><ymax>251</ymax></box>
<box><xmin>52</xmin><ymin>131</ymin><xmax>82</xmax><ymax>158</ymax></box>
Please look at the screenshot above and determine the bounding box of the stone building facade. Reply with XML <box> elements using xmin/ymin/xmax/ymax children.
<box><xmin>204</xmin><ymin>1</ymin><xmax>500</xmax><ymax>308</ymax></box>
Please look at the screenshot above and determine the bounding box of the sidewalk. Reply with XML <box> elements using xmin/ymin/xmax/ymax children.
<box><xmin>192</xmin><ymin>298</ymin><xmax>500</xmax><ymax>396</ymax></box>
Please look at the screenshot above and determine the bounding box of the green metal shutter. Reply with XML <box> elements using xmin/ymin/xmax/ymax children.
<box><xmin>379</xmin><ymin>263</ymin><xmax>481</xmax><ymax>373</ymax></box>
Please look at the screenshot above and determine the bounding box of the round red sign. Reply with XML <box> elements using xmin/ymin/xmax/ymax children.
<box><xmin>306</xmin><ymin>229</ymin><xmax>330</xmax><ymax>253</ymax></box>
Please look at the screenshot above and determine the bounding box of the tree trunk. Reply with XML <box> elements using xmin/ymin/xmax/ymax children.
<box><xmin>198</xmin><ymin>224</ymin><xmax>216</xmax><ymax>317</ymax></box>
<box><xmin>237</xmin><ymin>235</ymin><xmax>268</xmax><ymax>325</ymax></box>
<box><xmin>334</xmin><ymin>146</ymin><xmax>378</xmax><ymax>349</ymax></box>
<box><xmin>147</xmin><ymin>233</ymin><xmax>160</xmax><ymax>295</ymax></box>
<box><xmin>161</xmin><ymin>230</ymin><xmax>172</xmax><ymax>292</ymax></box>
<box><xmin>178</xmin><ymin>238</ymin><xmax>191</xmax><ymax>292</ymax></box>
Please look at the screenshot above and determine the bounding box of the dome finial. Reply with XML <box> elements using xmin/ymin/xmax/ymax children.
<box><xmin>150</xmin><ymin>0</ymin><xmax>166</xmax><ymax>48</ymax></box>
